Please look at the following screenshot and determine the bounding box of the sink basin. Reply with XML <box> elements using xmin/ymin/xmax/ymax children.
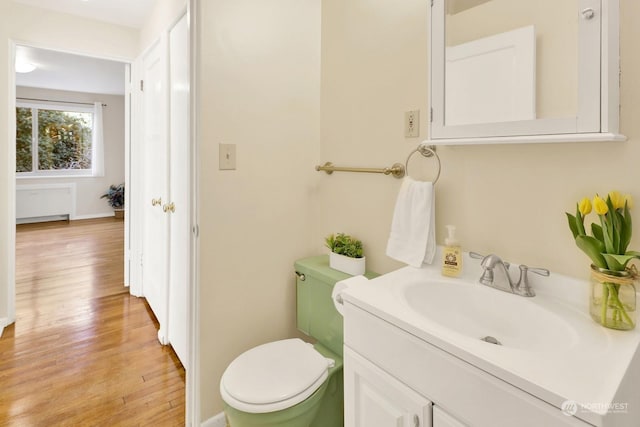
<box><xmin>402</xmin><ymin>279</ymin><xmax>579</xmax><ymax>352</ymax></box>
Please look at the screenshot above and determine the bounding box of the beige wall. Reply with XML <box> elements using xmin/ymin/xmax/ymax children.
<box><xmin>317</xmin><ymin>0</ymin><xmax>640</xmax><ymax>282</ymax></box>
<box><xmin>0</xmin><ymin>2</ymin><xmax>138</xmax><ymax>325</ymax></box>
<box><xmin>317</xmin><ymin>0</ymin><xmax>430</xmax><ymax>274</ymax></box>
<box><xmin>15</xmin><ymin>87</ymin><xmax>126</xmax><ymax>218</ymax></box>
<box><xmin>196</xmin><ymin>0</ymin><xmax>321</xmax><ymax>419</ymax></box>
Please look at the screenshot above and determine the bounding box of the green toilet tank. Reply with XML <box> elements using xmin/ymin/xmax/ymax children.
<box><xmin>295</xmin><ymin>255</ymin><xmax>378</xmax><ymax>357</ymax></box>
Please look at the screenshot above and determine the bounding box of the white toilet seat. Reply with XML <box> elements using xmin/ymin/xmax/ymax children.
<box><xmin>220</xmin><ymin>338</ymin><xmax>334</xmax><ymax>414</ymax></box>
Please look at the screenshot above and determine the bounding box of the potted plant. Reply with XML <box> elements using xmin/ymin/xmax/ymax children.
<box><xmin>101</xmin><ymin>183</ymin><xmax>125</xmax><ymax>219</ymax></box>
<box><xmin>566</xmin><ymin>191</ymin><xmax>638</xmax><ymax>330</ymax></box>
<box><xmin>325</xmin><ymin>233</ymin><xmax>366</xmax><ymax>275</ymax></box>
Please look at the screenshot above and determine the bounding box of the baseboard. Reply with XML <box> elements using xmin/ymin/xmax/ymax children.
<box><xmin>17</xmin><ymin>214</ymin><xmax>69</xmax><ymax>224</ymax></box>
<box><xmin>72</xmin><ymin>212</ymin><xmax>115</xmax><ymax>220</ymax></box>
<box><xmin>16</xmin><ymin>212</ymin><xmax>114</xmax><ymax>224</ymax></box>
<box><xmin>0</xmin><ymin>317</ymin><xmax>9</xmax><ymax>338</ymax></box>
<box><xmin>201</xmin><ymin>412</ymin><xmax>227</xmax><ymax>427</ymax></box>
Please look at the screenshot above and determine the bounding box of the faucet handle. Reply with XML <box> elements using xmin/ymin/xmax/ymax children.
<box><xmin>526</xmin><ymin>266</ymin><xmax>550</xmax><ymax>277</ymax></box>
<box><xmin>514</xmin><ymin>265</ymin><xmax>550</xmax><ymax>297</ymax></box>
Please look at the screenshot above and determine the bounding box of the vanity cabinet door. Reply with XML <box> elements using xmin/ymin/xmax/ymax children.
<box><xmin>344</xmin><ymin>347</ymin><xmax>432</xmax><ymax>427</ymax></box>
<box><xmin>433</xmin><ymin>406</ymin><xmax>467</xmax><ymax>427</ymax></box>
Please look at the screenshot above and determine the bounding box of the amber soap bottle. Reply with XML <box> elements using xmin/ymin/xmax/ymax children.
<box><xmin>442</xmin><ymin>225</ymin><xmax>462</xmax><ymax>277</ymax></box>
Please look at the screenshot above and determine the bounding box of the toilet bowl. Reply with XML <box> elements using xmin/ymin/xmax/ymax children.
<box><xmin>220</xmin><ymin>339</ymin><xmax>343</xmax><ymax>427</ymax></box>
<box><xmin>220</xmin><ymin>255</ymin><xmax>364</xmax><ymax>427</ymax></box>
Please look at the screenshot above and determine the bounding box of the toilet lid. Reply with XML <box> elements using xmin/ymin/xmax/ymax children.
<box><xmin>220</xmin><ymin>338</ymin><xmax>333</xmax><ymax>413</ymax></box>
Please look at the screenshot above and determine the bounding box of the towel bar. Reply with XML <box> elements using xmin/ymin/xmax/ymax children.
<box><xmin>315</xmin><ymin>162</ymin><xmax>406</xmax><ymax>178</ymax></box>
<box><xmin>315</xmin><ymin>144</ymin><xmax>440</xmax><ymax>182</ymax></box>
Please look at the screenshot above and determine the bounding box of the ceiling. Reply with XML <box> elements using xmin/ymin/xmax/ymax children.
<box><xmin>15</xmin><ymin>45</ymin><xmax>126</xmax><ymax>95</ymax></box>
<box><xmin>11</xmin><ymin>0</ymin><xmax>153</xmax><ymax>95</ymax></box>
<box><xmin>12</xmin><ymin>0</ymin><xmax>157</xmax><ymax>29</ymax></box>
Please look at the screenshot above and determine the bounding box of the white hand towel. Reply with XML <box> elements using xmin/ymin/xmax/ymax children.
<box><xmin>386</xmin><ymin>177</ymin><xmax>436</xmax><ymax>267</ymax></box>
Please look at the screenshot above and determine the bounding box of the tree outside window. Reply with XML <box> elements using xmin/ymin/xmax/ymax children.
<box><xmin>16</xmin><ymin>104</ymin><xmax>93</xmax><ymax>175</ymax></box>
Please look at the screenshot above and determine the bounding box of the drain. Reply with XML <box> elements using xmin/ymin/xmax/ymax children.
<box><xmin>480</xmin><ymin>336</ymin><xmax>502</xmax><ymax>345</ymax></box>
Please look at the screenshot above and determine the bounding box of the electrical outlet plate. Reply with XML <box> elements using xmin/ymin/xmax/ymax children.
<box><xmin>405</xmin><ymin>110</ymin><xmax>420</xmax><ymax>138</ymax></box>
<box><xmin>219</xmin><ymin>143</ymin><xmax>236</xmax><ymax>170</ymax></box>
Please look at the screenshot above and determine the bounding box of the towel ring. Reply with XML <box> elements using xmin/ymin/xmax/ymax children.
<box><xmin>405</xmin><ymin>145</ymin><xmax>441</xmax><ymax>184</ymax></box>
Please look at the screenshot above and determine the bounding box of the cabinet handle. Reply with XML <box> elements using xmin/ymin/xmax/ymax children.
<box><xmin>413</xmin><ymin>414</ymin><xmax>420</xmax><ymax>427</ymax></box>
<box><xmin>581</xmin><ymin>8</ymin><xmax>595</xmax><ymax>20</ymax></box>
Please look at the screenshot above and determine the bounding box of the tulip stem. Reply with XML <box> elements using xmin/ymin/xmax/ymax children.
<box><xmin>607</xmin><ymin>283</ymin><xmax>635</xmax><ymax>327</ymax></box>
<box><xmin>601</xmin><ymin>283</ymin><xmax>609</xmax><ymax>325</ymax></box>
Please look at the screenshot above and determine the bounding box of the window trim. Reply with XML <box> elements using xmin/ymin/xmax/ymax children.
<box><xmin>16</xmin><ymin>101</ymin><xmax>97</xmax><ymax>178</ymax></box>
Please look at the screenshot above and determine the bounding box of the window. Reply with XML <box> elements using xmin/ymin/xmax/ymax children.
<box><xmin>16</xmin><ymin>103</ymin><xmax>95</xmax><ymax>176</ymax></box>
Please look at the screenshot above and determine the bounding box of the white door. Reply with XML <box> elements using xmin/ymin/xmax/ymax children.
<box><xmin>344</xmin><ymin>348</ymin><xmax>432</xmax><ymax>427</ymax></box>
<box><xmin>141</xmin><ymin>37</ymin><xmax>170</xmax><ymax>344</ymax></box>
<box><xmin>167</xmin><ymin>13</ymin><xmax>190</xmax><ymax>368</ymax></box>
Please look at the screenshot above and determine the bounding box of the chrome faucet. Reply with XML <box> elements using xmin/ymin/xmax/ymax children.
<box><xmin>470</xmin><ymin>252</ymin><xmax>550</xmax><ymax>297</ymax></box>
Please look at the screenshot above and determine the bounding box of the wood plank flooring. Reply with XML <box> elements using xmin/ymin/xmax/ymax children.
<box><xmin>0</xmin><ymin>218</ymin><xmax>185</xmax><ymax>426</ymax></box>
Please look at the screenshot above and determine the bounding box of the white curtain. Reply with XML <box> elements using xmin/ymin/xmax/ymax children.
<box><xmin>92</xmin><ymin>102</ymin><xmax>105</xmax><ymax>176</ymax></box>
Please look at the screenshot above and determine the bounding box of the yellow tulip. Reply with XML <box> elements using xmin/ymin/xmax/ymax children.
<box><xmin>625</xmin><ymin>194</ymin><xmax>634</xmax><ymax>209</ymax></box>
<box><xmin>593</xmin><ymin>195</ymin><xmax>609</xmax><ymax>215</ymax></box>
<box><xmin>609</xmin><ymin>191</ymin><xmax>624</xmax><ymax>210</ymax></box>
<box><xmin>578</xmin><ymin>197</ymin><xmax>592</xmax><ymax>216</ymax></box>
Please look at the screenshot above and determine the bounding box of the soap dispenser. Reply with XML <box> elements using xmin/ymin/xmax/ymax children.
<box><xmin>442</xmin><ymin>225</ymin><xmax>462</xmax><ymax>277</ymax></box>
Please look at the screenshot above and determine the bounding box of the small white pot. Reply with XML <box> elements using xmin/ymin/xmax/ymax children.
<box><xmin>329</xmin><ymin>252</ymin><xmax>366</xmax><ymax>276</ymax></box>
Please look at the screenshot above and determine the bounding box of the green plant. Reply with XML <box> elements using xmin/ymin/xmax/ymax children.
<box><xmin>101</xmin><ymin>183</ymin><xmax>125</xmax><ymax>209</ymax></box>
<box><xmin>325</xmin><ymin>233</ymin><xmax>364</xmax><ymax>259</ymax></box>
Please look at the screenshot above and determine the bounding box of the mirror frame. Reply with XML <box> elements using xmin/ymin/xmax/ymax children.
<box><xmin>427</xmin><ymin>0</ymin><xmax>625</xmax><ymax>145</ymax></box>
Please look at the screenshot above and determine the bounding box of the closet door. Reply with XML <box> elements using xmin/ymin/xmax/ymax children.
<box><xmin>167</xmin><ymin>13</ymin><xmax>190</xmax><ymax>368</ymax></box>
<box><xmin>141</xmin><ymin>36</ymin><xmax>170</xmax><ymax>344</ymax></box>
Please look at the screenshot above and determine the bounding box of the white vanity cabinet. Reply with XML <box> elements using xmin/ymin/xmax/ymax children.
<box><xmin>342</xmin><ymin>301</ymin><xmax>593</xmax><ymax>427</ymax></box>
<box><xmin>344</xmin><ymin>347</ymin><xmax>432</xmax><ymax>427</ymax></box>
<box><xmin>432</xmin><ymin>407</ymin><xmax>466</xmax><ymax>427</ymax></box>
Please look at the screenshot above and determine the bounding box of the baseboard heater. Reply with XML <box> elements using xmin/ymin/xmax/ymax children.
<box><xmin>16</xmin><ymin>183</ymin><xmax>76</xmax><ymax>224</ymax></box>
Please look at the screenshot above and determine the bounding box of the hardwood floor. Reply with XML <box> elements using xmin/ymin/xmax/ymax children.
<box><xmin>0</xmin><ymin>218</ymin><xmax>185</xmax><ymax>426</ymax></box>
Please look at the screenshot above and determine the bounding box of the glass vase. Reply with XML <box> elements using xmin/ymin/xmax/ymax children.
<box><xmin>589</xmin><ymin>265</ymin><xmax>637</xmax><ymax>331</ymax></box>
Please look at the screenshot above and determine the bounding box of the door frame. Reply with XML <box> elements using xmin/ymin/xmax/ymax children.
<box><xmin>187</xmin><ymin>0</ymin><xmax>200</xmax><ymax>422</ymax></box>
<box><xmin>6</xmin><ymin>40</ymin><xmax>136</xmax><ymax>327</ymax></box>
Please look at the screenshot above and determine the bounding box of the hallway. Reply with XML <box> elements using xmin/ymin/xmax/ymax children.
<box><xmin>0</xmin><ymin>218</ymin><xmax>185</xmax><ymax>426</ymax></box>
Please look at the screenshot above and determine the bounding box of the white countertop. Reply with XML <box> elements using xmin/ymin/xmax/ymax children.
<box><xmin>341</xmin><ymin>250</ymin><xmax>640</xmax><ymax>426</ymax></box>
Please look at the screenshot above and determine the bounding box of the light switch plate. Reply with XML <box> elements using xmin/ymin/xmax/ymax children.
<box><xmin>219</xmin><ymin>143</ymin><xmax>236</xmax><ymax>170</ymax></box>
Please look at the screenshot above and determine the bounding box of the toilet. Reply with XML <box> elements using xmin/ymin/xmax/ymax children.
<box><xmin>220</xmin><ymin>255</ymin><xmax>351</xmax><ymax>427</ymax></box>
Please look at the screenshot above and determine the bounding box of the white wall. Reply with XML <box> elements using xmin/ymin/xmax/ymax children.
<box><xmin>196</xmin><ymin>0</ymin><xmax>321</xmax><ymax>420</ymax></box>
<box><xmin>15</xmin><ymin>87</ymin><xmax>125</xmax><ymax>220</ymax></box>
<box><xmin>0</xmin><ymin>1</ymin><xmax>138</xmax><ymax>329</ymax></box>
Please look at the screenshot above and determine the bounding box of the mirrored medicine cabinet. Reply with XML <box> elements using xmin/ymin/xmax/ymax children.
<box><xmin>428</xmin><ymin>0</ymin><xmax>625</xmax><ymax>145</ymax></box>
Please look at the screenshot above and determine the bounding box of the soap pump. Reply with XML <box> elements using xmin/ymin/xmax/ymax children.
<box><xmin>442</xmin><ymin>225</ymin><xmax>462</xmax><ymax>277</ymax></box>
